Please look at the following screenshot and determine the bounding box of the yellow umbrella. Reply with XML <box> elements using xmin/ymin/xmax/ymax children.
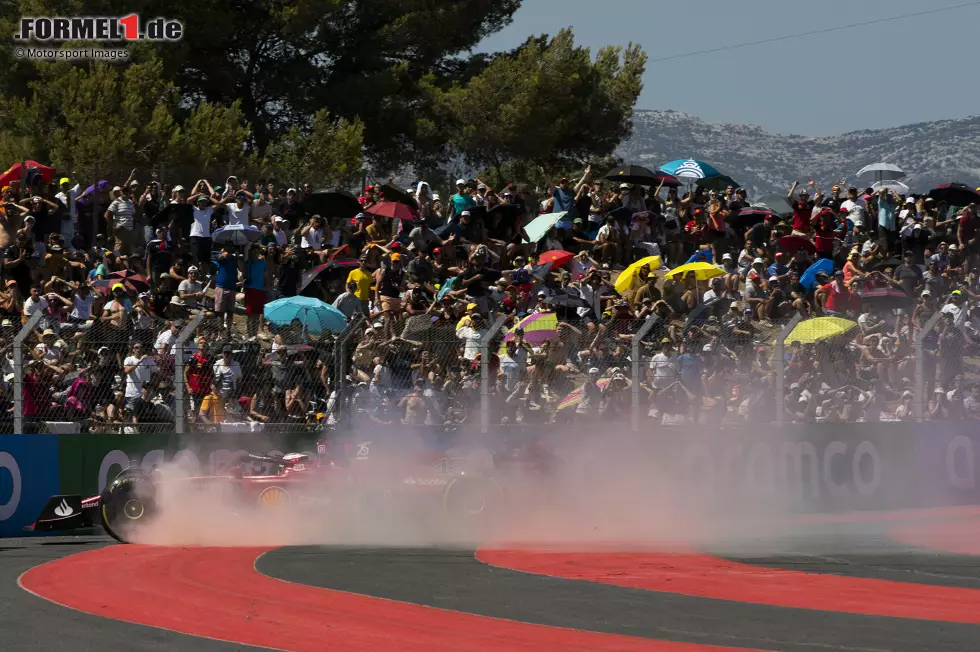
<box><xmin>783</xmin><ymin>317</ymin><xmax>857</xmax><ymax>344</ymax></box>
<box><xmin>664</xmin><ymin>261</ymin><xmax>725</xmax><ymax>281</ymax></box>
<box><xmin>614</xmin><ymin>255</ymin><xmax>662</xmax><ymax>295</ymax></box>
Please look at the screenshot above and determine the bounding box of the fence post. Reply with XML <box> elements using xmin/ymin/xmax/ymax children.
<box><xmin>774</xmin><ymin>313</ymin><xmax>803</xmax><ymax>425</ymax></box>
<box><xmin>13</xmin><ymin>312</ymin><xmax>44</xmax><ymax>434</ymax></box>
<box><xmin>334</xmin><ymin>314</ymin><xmax>365</xmax><ymax>427</ymax></box>
<box><xmin>914</xmin><ymin>312</ymin><xmax>942</xmax><ymax>421</ymax></box>
<box><xmin>173</xmin><ymin>312</ymin><xmax>206</xmax><ymax>435</ymax></box>
<box><xmin>479</xmin><ymin>315</ymin><xmax>508</xmax><ymax>434</ymax></box>
<box><xmin>630</xmin><ymin>316</ymin><xmax>659</xmax><ymax>433</ymax></box>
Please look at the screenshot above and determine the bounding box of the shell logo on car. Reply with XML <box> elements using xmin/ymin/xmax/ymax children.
<box><xmin>257</xmin><ymin>486</ymin><xmax>290</xmax><ymax>507</ymax></box>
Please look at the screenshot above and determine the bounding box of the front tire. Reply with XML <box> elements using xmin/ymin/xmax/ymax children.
<box><xmin>100</xmin><ymin>471</ymin><xmax>156</xmax><ymax>543</ymax></box>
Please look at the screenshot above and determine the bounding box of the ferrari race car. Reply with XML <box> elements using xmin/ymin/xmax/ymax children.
<box><xmin>27</xmin><ymin>437</ymin><xmax>519</xmax><ymax>543</ymax></box>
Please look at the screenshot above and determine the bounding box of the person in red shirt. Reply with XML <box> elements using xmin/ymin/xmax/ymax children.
<box><xmin>815</xmin><ymin>270</ymin><xmax>859</xmax><ymax>316</ymax></box>
<box><xmin>788</xmin><ymin>180</ymin><xmax>823</xmax><ymax>234</ymax></box>
<box><xmin>957</xmin><ymin>205</ymin><xmax>980</xmax><ymax>273</ymax></box>
<box><xmin>811</xmin><ymin>208</ymin><xmax>840</xmax><ymax>260</ymax></box>
<box><xmin>183</xmin><ymin>338</ymin><xmax>212</xmax><ymax>419</ymax></box>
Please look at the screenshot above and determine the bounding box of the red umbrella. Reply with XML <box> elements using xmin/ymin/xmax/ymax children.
<box><xmin>91</xmin><ymin>279</ymin><xmax>141</xmax><ymax>296</ymax></box>
<box><xmin>0</xmin><ymin>160</ymin><xmax>55</xmax><ymax>188</ymax></box>
<box><xmin>779</xmin><ymin>235</ymin><xmax>816</xmax><ymax>254</ymax></box>
<box><xmin>107</xmin><ymin>270</ymin><xmax>150</xmax><ymax>292</ymax></box>
<box><xmin>365</xmin><ymin>200</ymin><xmax>416</xmax><ymax>221</ymax></box>
<box><xmin>538</xmin><ymin>250</ymin><xmax>575</xmax><ymax>267</ymax></box>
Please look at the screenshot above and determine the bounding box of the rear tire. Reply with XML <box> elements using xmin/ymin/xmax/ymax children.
<box><xmin>443</xmin><ymin>475</ymin><xmax>502</xmax><ymax>525</ymax></box>
<box><xmin>100</xmin><ymin>471</ymin><xmax>156</xmax><ymax>543</ymax></box>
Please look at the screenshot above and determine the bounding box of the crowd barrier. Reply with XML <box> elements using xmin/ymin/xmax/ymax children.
<box><xmin>4</xmin><ymin>422</ymin><xmax>980</xmax><ymax>536</ymax></box>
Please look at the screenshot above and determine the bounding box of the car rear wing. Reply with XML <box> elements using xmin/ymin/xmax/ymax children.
<box><xmin>25</xmin><ymin>495</ymin><xmax>98</xmax><ymax>533</ymax></box>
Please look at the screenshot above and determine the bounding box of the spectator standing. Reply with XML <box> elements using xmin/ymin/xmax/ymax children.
<box><xmin>213</xmin><ymin>344</ymin><xmax>243</xmax><ymax>400</ymax></box>
<box><xmin>242</xmin><ymin>243</ymin><xmax>268</xmax><ymax>339</ymax></box>
<box><xmin>122</xmin><ymin>342</ymin><xmax>158</xmax><ymax>410</ymax></box>
<box><xmin>213</xmin><ymin>244</ymin><xmax>241</xmax><ymax>337</ymax></box>
<box><xmin>106</xmin><ymin>186</ymin><xmax>136</xmax><ymax>255</ymax></box>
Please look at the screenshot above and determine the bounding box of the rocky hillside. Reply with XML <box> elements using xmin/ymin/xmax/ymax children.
<box><xmin>617</xmin><ymin>109</ymin><xmax>980</xmax><ymax>196</ymax></box>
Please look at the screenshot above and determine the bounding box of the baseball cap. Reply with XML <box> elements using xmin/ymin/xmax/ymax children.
<box><xmin>456</xmin><ymin>178</ymin><xmax>466</xmax><ymax>186</ymax></box>
<box><xmin>466</xmin><ymin>303</ymin><xmax>478</xmax><ymax>311</ymax></box>
<box><xmin>769</xmin><ymin>275</ymin><xmax>779</xmax><ymax>282</ymax></box>
<box><xmin>59</xmin><ymin>177</ymin><xmax>70</xmax><ymax>185</ymax></box>
<box><xmin>906</xmin><ymin>197</ymin><xmax>915</xmax><ymax>204</ymax></box>
<box><xmin>619</xmin><ymin>183</ymin><xmax>631</xmax><ymax>190</ymax></box>
<box><xmin>722</xmin><ymin>253</ymin><xmax>732</xmax><ymax>260</ymax></box>
<box><xmin>433</xmin><ymin>248</ymin><xmax>441</xmax><ymax>254</ymax></box>
<box><xmin>172</xmin><ymin>185</ymin><xmax>185</xmax><ymax>192</ymax></box>
<box><xmin>111</xmin><ymin>283</ymin><xmax>124</xmax><ymax>292</ymax></box>
<box><xmin>775</xmin><ymin>252</ymin><xmax>785</xmax><ymax>258</ymax></box>
<box><xmin>460</xmin><ymin>210</ymin><xmax>471</xmax><ymax>217</ymax></box>
<box><xmin>222</xmin><ymin>344</ymin><xmax>233</xmax><ymax>353</ymax></box>
<box><xmin>112</xmin><ymin>186</ymin><xmax>122</xmax><ymax>193</ymax></box>
<box><xmin>753</xmin><ymin>257</ymin><xmax>764</xmax><ymax>264</ymax></box>
<box><xmin>188</xmin><ymin>265</ymin><xmax>199</xmax><ymax>272</ymax></box>
<box><xmin>390</xmin><ymin>253</ymin><xmax>401</xmax><ymax>261</ymax></box>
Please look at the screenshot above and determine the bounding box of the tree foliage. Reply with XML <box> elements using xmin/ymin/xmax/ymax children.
<box><xmin>434</xmin><ymin>29</ymin><xmax>647</xmax><ymax>176</ymax></box>
<box><xmin>0</xmin><ymin>2</ymin><xmax>647</xmax><ymax>179</ymax></box>
<box><xmin>262</xmin><ymin>110</ymin><xmax>365</xmax><ymax>189</ymax></box>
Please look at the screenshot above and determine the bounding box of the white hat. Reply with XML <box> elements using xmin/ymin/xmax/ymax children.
<box><xmin>287</xmin><ymin>187</ymin><xmax>297</xmax><ymax>194</ymax></box>
<box><xmin>753</xmin><ymin>257</ymin><xmax>764</xmax><ymax>264</ymax></box>
<box><xmin>722</xmin><ymin>253</ymin><xmax>733</xmax><ymax>260</ymax></box>
<box><xmin>188</xmin><ymin>265</ymin><xmax>199</xmax><ymax>272</ymax></box>
<box><xmin>769</xmin><ymin>275</ymin><xmax>779</xmax><ymax>282</ymax></box>
<box><xmin>619</xmin><ymin>183</ymin><xmax>631</xmax><ymax>190</ymax></box>
<box><xmin>950</xmin><ymin>244</ymin><xmax>959</xmax><ymax>250</ymax></box>
<box><xmin>273</xmin><ymin>215</ymin><xmax>286</xmax><ymax>223</ymax></box>
<box><xmin>432</xmin><ymin>193</ymin><xmax>441</xmax><ymax>201</ymax></box>
<box><xmin>456</xmin><ymin>178</ymin><xmax>466</xmax><ymax>186</ymax></box>
<box><xmin>906</xmin><ymin>196</ymin><xmax>915</xmax><ymax>204</ymax></box>
<box><xmin>537</xmin><ymin>290</ymin><xmax>547</xmax><ymax>297</ymax></box>
<box><xmin>460</xmin><ymin>210</ymin><xmax>471</xmax><ymax>217</ymax></box>
<box><xmin>588</xmin><ymin>367</ymin><xmax>599</xmax><ymax>375</ymax></box>
<box><xmin>172</xmin><ymin>185</ymin><xmax>185</xmax><ymax>192</ymax></box>
<box><xmin>112</xmin><ymin>186</ymin><xmax>122</xmax><ymax>193</ymax></box>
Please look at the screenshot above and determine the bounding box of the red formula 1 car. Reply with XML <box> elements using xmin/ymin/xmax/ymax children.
<box><xmin>27</xmin><ymin>437</ymin><xmax>517</xmax><ymax>543</ymax></box>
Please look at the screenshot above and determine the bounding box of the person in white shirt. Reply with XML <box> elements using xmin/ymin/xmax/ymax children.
<box><xmin>23</xmin><ymin>285</ymin><xmax>49</xmax><ymax>319</ymax></box>
<box><xmin>840</xmin><ymin>187</ymin><xmax>866</xmax><ymax>229</ymax></box>
<box><xmin>123</xmin><ymin>342</ymin><xmax>159</xmax><ymax>405</ymax></box>
<box><xmin>55</xmin><ymin>177</ymin><xmax>80</xmax><ymax>247</ymax></box>
<box><xmin>456</xmin><ymin>313</ymin><xmax>486</xmax><ymax>361</ymax></box>
<box><xmin>212</xmin><ymin>344</ymin><xmax>243</xmax><ymax>399</ymax></box>
<box><xmin>272</xmin><ymin>216</ymin><xmax>288</xmax><ymax>246</ymax></box>
<box><xmin>69</xmin><ymin>285</ymin><xmax>95</xmax><ymax>324</ymax></box>
<box><xmin>300</xmin><ymin>216</ymin><xmax>325</xmax><ymax>250</ymax></box>
<box><xmin>649</xmin><ymin>340</ymin><xmax>677</xmax><ymax>389</ymax></box>
<box><xmin>222</xmin><ymin>190</ymin><xmax>252</xmax><ymax>226</ymax></box>
<box><xmin>188</xmin><ymin>181</ymin><xmax>219</xmax><ymax>265</ymax></box>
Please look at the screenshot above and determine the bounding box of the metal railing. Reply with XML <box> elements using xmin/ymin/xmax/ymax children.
<box><xmin>8</xmin><ymin>309</ymin><xmax>974</xmax><ymax>434</ymax></box>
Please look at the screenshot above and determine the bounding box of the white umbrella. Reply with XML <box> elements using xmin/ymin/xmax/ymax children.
<box><xmin>857</xmin><ymin>163</ymin><xmax>906</xmax><ymax>183</ymax></box>
<box><xmin>521</xmin><ymin>211</ymin><xmax>566</xmax><ymax>243</ymax></box>
<box><xmin>871</xmin><ymin>180</ymin><xmax>910</xmax><ymax>195</ymax></box>
<box><xmin>212</xmin><ymin>224</ymin><xmax>262</xmax><ymax>246</ymax></box>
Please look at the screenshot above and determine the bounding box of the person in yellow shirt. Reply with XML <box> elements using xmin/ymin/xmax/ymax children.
<box><xmin>345</xmin><ymin>257</ymin><xmax>373</xmax><ymax>315</ymax></box>
<box><xmin>455</xmin><ymin>303</ymin><xmax>479</xmax><ymax>331</ymax></box>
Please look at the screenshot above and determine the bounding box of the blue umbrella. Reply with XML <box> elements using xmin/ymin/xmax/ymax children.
<box><xmin>659</xmin><ymin>159</ymin><xmax>721</xmax><ymax>181</ymax></box>
<box><xmin>686</xmin><ymin>249</ymin><xmax>713</xmax><ymax>264</ymax></box>
<box><xmin>264</xmin><ymin>296</ymin><xmax>347</xmax><ymax>335</ymax></box>
<box><xmin>436</xmin><ymin>276</ymin><xmax>458</xmax><ymax>302</ymax></box>
<box><xmin>800</xmin><ymin>258</ymin><xmax>834</xmax><ymax>291</ymax></box>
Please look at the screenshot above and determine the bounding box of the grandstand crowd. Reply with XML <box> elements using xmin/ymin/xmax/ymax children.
<box><xmin>2</xmin><ymin>165</ymin><xmax>980</xmax><ymax>432</ymax></box>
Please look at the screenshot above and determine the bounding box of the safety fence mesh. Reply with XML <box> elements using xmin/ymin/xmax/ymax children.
<box><xmin>7</xmin><ymin>305</ymin><xmax>972</xmax><ymax>434</ymax></box>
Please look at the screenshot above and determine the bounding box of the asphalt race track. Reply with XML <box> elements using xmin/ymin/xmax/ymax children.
<box><xmin>8</xmin><ymin>510</ymin><xmax>980</xmax><ymax>651</ymax></box>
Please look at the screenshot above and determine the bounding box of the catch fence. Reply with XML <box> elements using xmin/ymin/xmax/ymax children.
<box><xmin>4</xmin><ymin>307</ymin><xmax>966</xmax><ymax>434</ymax></box>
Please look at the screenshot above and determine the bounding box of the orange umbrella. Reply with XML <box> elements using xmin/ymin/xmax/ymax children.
<box><xmin>538</xmin><ymin>250</ymin><xmax>574</xmax><ymax>267</ymax></box>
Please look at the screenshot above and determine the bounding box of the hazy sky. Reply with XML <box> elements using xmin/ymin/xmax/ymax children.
<box><xmin>477</xmin><ymin>0</ymin><xmax>980</xmax><ymax>136</ymax></box>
